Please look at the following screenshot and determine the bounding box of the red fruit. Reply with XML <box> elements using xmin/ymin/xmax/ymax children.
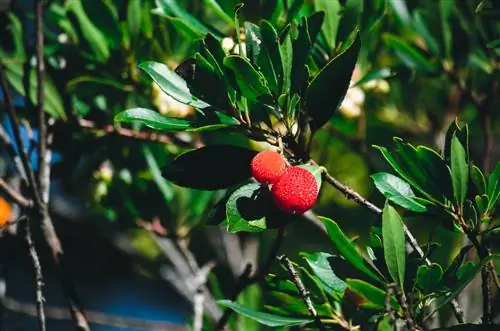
<box><xmin>272</xmin><ymin>166</ymin><xmax>318</xmax><ymax>214</ymax></box>
<box><xmin>250</xmin><ymin>150</ymin><xmax>287</xmax><ymax>184</ymax></box>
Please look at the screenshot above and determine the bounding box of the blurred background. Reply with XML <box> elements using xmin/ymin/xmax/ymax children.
<box><xmin>0</xmin><ymin>0</ymin><xmax>499</xmax><ymax>330</ymax></box>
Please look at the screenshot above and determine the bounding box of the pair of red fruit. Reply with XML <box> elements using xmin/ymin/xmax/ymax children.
<box><xmin>250</xmin><ymin>151</ymin><xmax>319</xmax><ymax>215</ymax></box>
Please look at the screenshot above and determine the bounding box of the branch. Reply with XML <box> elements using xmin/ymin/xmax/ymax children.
<box><xmin>1</xmin><ymin>296</ymin><xmax>186</xmax><ymax>331</ymax></box>
<box><xmin>35</xmin><ymin>0</ymin><xmax>47</xmax><ymax>195</ymax></box>
<box><xmin>215</xmin><ymin>227</ymin><xmax>285</xmax><ymax>330</ymax></box>
<box><xmin>277</xmin><ymin>255</ymin><xmax>325</xmax><ymax>331</ymax></box>
<box><xmin>24</xmin><ymin>217</ymin><xmax>46</xmax><ymax>331</ymax></box>
<box><xmin>0</xmin><ymin>178</ymin><xmax>33</xmax><ymax>208</ymax></box>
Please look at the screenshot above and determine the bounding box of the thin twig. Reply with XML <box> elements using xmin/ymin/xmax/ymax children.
<box><xmin>277</xmin><ymin>255</ymin><xmax>325</xmax><ymax>331</ymax></box>
<box><xmin>215</xmin><ymin>227</ymin><xmax>286</xmax><ymax>330</ymax></box>
<box><xmin>0</xmin><ymin>178</ymin><xmax>33</xmax><ymax>208</ymax></box>
<box><xmin>35</xmin><ymin>0</ymin><xmax>47</xmax><ymax>195</ymax></box>
<box><xmin>24</xmin><ymin>217</ymin><xmax>46</xmax><ymax>331</ymax></box>
<box><xmin>0</xmin><ymin>123</ymin><xmax>28</xmax><ymax>183</ymax></box>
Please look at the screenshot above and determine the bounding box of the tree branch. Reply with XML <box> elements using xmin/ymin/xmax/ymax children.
<box><xmin>277</xmin><ymin>255</ymin><xmax>325</xmax><ymax>331</ymax></box>
<box><xmin>24</xmin><ymin>217</ymin><xmax>46</xmax><ymax>331</ymax></box>
<box><xmin>0</xmin><ymin>178</ymin><xmax>33</xmax><ymax>208</ymax></box>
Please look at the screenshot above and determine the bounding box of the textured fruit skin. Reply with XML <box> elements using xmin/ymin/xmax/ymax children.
<box><xmin>272</xmin><ymin>166</ymin><xmax>318</xmax><ymax>214</ymax></box>
<box><xmin>250</xmin><ymin>151</ymin><xmax>287</xmax><ymax>184</ymax></box>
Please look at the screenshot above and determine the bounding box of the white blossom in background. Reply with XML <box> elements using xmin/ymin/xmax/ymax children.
<box><xmin>340</xmin><ymin>86</ymin><xmax>364</xmax><ymax>119</ymax></box>
<box><xmin>221</xmin><ymin>37</ymin><xmax>235</xmax><ymax>54</ymax></box>
<box><xmin>57</xmin><ymin>33</ymin><xmax>69</xmax><ymax>44</ymax></box>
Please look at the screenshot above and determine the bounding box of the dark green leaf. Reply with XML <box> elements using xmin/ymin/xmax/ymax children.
<box><xmin>305</xmin><ymin>34</ymin><xmax>361</xmax><ymax>132</ymax></box>
<box><xmin>217</xmin><ymin>300</ymin><xmax>313</xmax><ymax>327</ymax></box>
<box><xmin>127</xmin><ymin>0</ymin><xmax>142</xmax><ymax>44</ymax></box>
<box><xmin>139</xmin><ymin>61</ymin><xmax>210</xmax><ymax>109</ymax></box>
<box><xmin>371</xmin><ymin>173</ymin><xmax>427</xmax><ymax>212</ymax></box>
<box><xmin>259</xmin><ymin>20</ymin><xmax>283</xmax><ymax>95</ymax></box>
<box><xmin>302</xmin><ymin>252</ymin><xmax>347</xmax><ymax>296</ymax></box>
<box><xmin>320</xmin><ymin>217</ymin><xmax>382</xmax><ymax>282</ymax></box>
<box><xmin>471</xmin><ymin>165</ymin><xmax>486</xmax><ymax>195</ymax></box>
<box><xmin>412</xmin><ymin>10</ymin><xmax>440</xmax><ymax>57</ymax></box>
<box><xmin>416</xmin><ymin>263</ymin><xmax>443</xmax><ymax>292</ymax></box>
<box><xmin>279</xmin><ymin>27</ymin><xmax>293</xmax><ymax>93</ymax></box>
<box><xmin>382</xmin><ymin>203</ymin><xmax>406</xmax><ymax>286</ymax></box>
<box><xmin>382</xmin><ymin>34</ymin><xmax>437</xmax><ymax>74</ymax></box>
<box><xmin>202</xmin><ymin>0</ymin><xmax>234</xmax><ymax>26</ymax></box>
<box><xmin>450</xmin><ymin>135</ymin><xmax>468</xmax><ymax>206</ymax></box>
<box><xmin>166</xmin><ymin>17</ymin><xmax>204</xmax><ymax>39</ymax></box>
<box><xmin>162</xmin><ymin>145</ymin><xmax>256</xmax><ymax>190</ymax></box>
<box><xmin>223</xmin><ymin>55</ymin><xmax>272</xmax><ymax>102</ymax></box>
<box><xmin>362</xmin><ymin>0</ymin><xmax>387</xmax><ymax>34</ymax></box>
<box><xmin>475</xmin><ymin>194</ymin><xmax>489</xmax><ymax>217</ymax></box>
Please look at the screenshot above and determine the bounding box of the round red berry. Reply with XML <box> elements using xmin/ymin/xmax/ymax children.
<box><xmin>271</xmin><ymin>166</ymin><xmax>318</xmax><ymax>214</ymax></box>
<box><xmin>250</xmin><ymin>150</ymin><xmax>287</xmax><ymax>184</ymax></box>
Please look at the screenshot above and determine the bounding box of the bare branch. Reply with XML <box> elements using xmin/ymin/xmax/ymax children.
<box><xmin>24</xmin><ymin>217</ymin><xmax>46</xmax><ymax>331</ymax></box>
<box><xmin>0</xmin><ymin>178</ymin><xmax>33</xmax><ymax>208</ymax></box>
<box><xmin>277</xmin><ymin>255</ymin><xmax>325</xmax><ymax>331</ymax></box>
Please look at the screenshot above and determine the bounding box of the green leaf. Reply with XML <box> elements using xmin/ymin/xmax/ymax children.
<box><xmin>416</xmin><ymin>263</ymin><xmax>443</xmax><ymax>292</ymax></box>
<box><xmin>143</xmin><ymin>147</ymin><xmax>173</xmax><ymax>203</ymax></box>
<box><xmin>382</xmin><ymin>203</ymin><xmax>406</xmax><ymax>286</ymax></box>
<box><xmin>302</xmin><ymin>252</ymin><xmax>347</xmax><ymax>296</ymax></box>
<box><xmin>361</xmin><ymin>0</ymin><xmax>387</xmax><ymax>34</ymax></box>
<box><xmin>371</xmin><ymin>173</ymin><xmax>427</xmax><ymax>212</ymax></box>
<box><xmin>127</xmin><ymin>0</ymin><xmax>142</xmax><ymax>44</ymax></box>
<box><xmin>353</xmin><ymin>68</ymin><xmax>394</xmax><ymax>87</ymax></box>
<box><xmin>346</xmin><ymin>279</ymin><xmax>397</xmax><ymax>310</ymax></box>
<box><xmin>382</xmin><ymin>34</ymin><xmax>437</xmax><ymax>74</ymax></box>
<box><xmin>162</xmin><ymin>145</ymin><xmax>256</xmax><ymax>190</ymax></box>
<box><xmin>166</xmin><ymin>16</ymin><xmax>204</xmax><ymax>39</ymax></box>
<box><xmin>305</xmin><ymin>34</ymin><xmax>361</xmax><ymax>132</ymax></box>
<box><xmin>139</xmin><ymin>61</ymin><xmax>210</xmax><ymax>109</ymax></box>
<box><xmin>155</xmin><ymin>0</ymin><xmax>211</xmax><ymax>36</ymax></box>
<box><xmin>115</xmin><ymin>108</ymin><xmax>190</xmax><ymax>131</ymax></box>
<box><xmin>223</xmin><ymin>55</ymin><xmax>272</xmax><ymax>102</ymax></box>
<box><xmin>217</xmin><ymin>300</ymin><xmax>313</xmax><ymax>327</ymax></box>
<box><xmin>450</xmin><ymin>135</ymin><xmax>469</xmax><ymax>206</ymax></box>
<box><xmin>320</xmin><ymin>217</ymin><xmax>382</xmax><ymax>282</ymax></box>
<box><xmin>314</xmin><ymin>0</ymin><xmax>342</xmax><ymax>50</ymax></box>
<box><xmin>67</xmin><ymin>0</ymin><xmax>110</xmax><ymax>62</ymax></box>
<box><xmin>226</xmin><ymin>183</ymin><xmax>268</xmax><ymax>233</ymax></box>
<box><xmin>439</xmin><ymin>0</ymin><xmax>453</xmax><ymax>59</ymax></box>
<box><xmin>279</xmin><ymin>27</ymin><xmax>293</xmax><ymax>93</ymax></box>
<box><xmin>475</xmin><ymin>194</ymin><xmax>489</xmax><ymax>217</ymax></box>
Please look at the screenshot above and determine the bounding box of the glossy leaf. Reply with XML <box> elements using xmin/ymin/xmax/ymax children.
<box><xmin>470</xmin><ymin>165</ymin><xmax>486</xmax><ymax>194</ymax></box>
<box><xmin>202</xmin><ymin>0</ymin><xmax>234</xmax><ymax>26</ymax></box>
<box><xmin>314</xmin><ymin>0</ymin><xmax>342</xmax><ymax>50</ymax></box>
<box><xmin>223</xmin><ymin>55</ymin><xmax>272</xmax><ymax>102</ymax></box>
<box><xmin>320</xmin><ymin>217</ymin><xmax>382</xmax><ymax>282</ymax></box>
<box><xmin>371</xmin><ymin>173</ymin><xmax>427</xmax><ymax>212</ymax></box>
<box><xmin>259</xmin><ymin>20</ymin><xmax>283</xmax><ymax>94</ymax></box>
<box><xmin>382</xmin><ymin>203</ymin><xmax>406</xmax><ymax>286</ymax></box>
<box><xmin>162</xmin><ymin>145</ymin><xmax>256</xmax><ymax>190</ymax></box>
<box><xmin>302</xmin><ymin>252</ymin><xmax>347</xmax><ymax>296</ymax></box>
<box><xmin>139</xmin><ymin>61</ymin><xmax>210</xmax><ymax>109</ymax></box>
<box><xmin>115</xmin><ymin>108</ymin><xmax>191</xmax><ymax>131</ymax></box>
<box><xmin>450</xmin><ymin>135</ymin><xmax>468</xmax><ymax>206</ymax></box>
<box><xmin>305</xmin><ymin>34</ymin><xmax>361</xmax><ymax>132</ymax></box>
<box><xmin>217</xmin><ymin>300</ymin><xmax>313</xmax><ymax>327</ymax></box>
